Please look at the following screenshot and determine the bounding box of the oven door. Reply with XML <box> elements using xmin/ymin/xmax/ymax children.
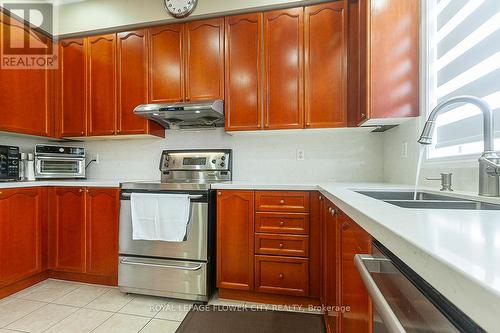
<box><xmin>119</xmin><ymin>191</ymin><xmax>208</xmax><ymax>261</ymax></box>
<box><xmin>35</xmin><ymin>156</ymin><xmax>86</xmax><ymax>178</ymax></box>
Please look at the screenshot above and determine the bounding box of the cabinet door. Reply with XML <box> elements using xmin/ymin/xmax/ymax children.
<box><xmin>56</xmin><ymin>38</ymin><xmax>87</xmax><ymax>137</ymax></box>
<box><xmin>305</xmin><ymin>2</ymin><xmax>346</xmax><ymax>128</ymax></box>
<box><xmin>185</xmin><ymin>18</ymin><xmax>224</xmax><ymax>101</ymax></box>
<box><xmin>224</xmin><ymin>13</ymin><xmax>262</xmax><ymax>131</ymax></box>
<box><xmin>149</xmin><ymin>24</ymin><xmax>184</xmax><ymax>103</ymax></box>
<box><xmin>0</xmin><ymin>15</ymin><xmax>52</xmax><ymax>137</ymax></box>
<box><xmin>49</xmin><ymin>187</ymin><xmax>86</xmax><ymax>273</ymax></box>
<box><xmin>263</xmin><ymin>8</ymin><xmax>304</xmax><ymax>129</ymax></box>
<box><xmin>322</xmin><ymin>202</ymin><xmax>339</xmax><ymax>331</ymax></box>
<box><xmin>86</xmin><ymin>188</ymin><xmax>119</xmax><ymax>277</ymax></box>
<box><xmin>341</xmin><ymin>215</ymin><xmax>372</xmax><ymax>332</ymax></box>
<box><xmin>0</xmin><ymin>188</ymin><xmax>42</xmax><ymax>286</ymax></box>
<box><xmin>216</xmin><ymin>190</ymin><xmax>254</xmax><ymax>290</ymax></box>
<box><xmin>87</xmin><ymin>34</ymin><xmax>117</xmax><ymax>136</ymax></box>
<box><xmin>117</xmin><ymin>30</ymin><xmax>149</xmax><ymax>134</ymax></box>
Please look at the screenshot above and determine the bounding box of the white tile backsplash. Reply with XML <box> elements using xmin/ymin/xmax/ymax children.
<box><xmin>81</xmin><ymin>128</ymin><xmax>385</xmax><ymax>183</ymax></box>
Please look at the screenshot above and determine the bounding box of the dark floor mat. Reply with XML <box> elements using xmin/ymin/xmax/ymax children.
<box><xmin>176</xmin><ymin>305</ymin><xmax>325</xmax><ymax>333</ymax></box>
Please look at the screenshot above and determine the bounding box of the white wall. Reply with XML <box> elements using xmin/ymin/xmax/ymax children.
<box><xmin>0</xmin><ymin>133</ymin><xmax>51</xmax><ymax>154</ymax></box>
<box><xmin>382</xmin><ymin>118</ymin><xmax>481</xmax><ymax>192</ymax></box>
<box><xmin>82</xmin><ymin>128</ymin><xmax>385</xmax><ymax>183</ymax></box>
<box><xmin>56</xmin><ymin>0</ymin><xmax>325</xmax><ymax>35</ymax></box>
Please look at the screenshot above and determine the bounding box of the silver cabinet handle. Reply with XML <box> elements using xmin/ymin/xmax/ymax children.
<box><xmin>120</xmin><ymin>258</ymin><xmax>203</xmax><ymax>271</ymax></box>
<box><xmin>354</xmin><ymin>254</ymin><xmax>406</xmax><ymax>333</ymax></box>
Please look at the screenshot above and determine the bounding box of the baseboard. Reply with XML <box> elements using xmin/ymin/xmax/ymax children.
<box><xmin>218</xmin><ymin>288</ymin><xmax>321</xmax><ymax>307</ymax></box>
<box><xmin>49</xmin><ymin>271</ymin><xmax>117</xmax><ymax>286</ymax></box>
<box><xmin>0</xmin><ymin>271</ymin><xmax>49</xmax><ymax>299</ymax></box>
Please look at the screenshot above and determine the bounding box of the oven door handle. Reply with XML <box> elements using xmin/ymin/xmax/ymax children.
<box><xmin>119</xmin><ymin>258</ymin><xmax>203</xmax><ymax>271</ymax></box>
<box><xmin>121</xmin><ymin>193</ymin><xmax>203</xmax><ymax>200</ymax></box>
<box><xmin>354</xmin><ymin>254</ymin><xmax>406</xmax><ymax>333</ymax></box>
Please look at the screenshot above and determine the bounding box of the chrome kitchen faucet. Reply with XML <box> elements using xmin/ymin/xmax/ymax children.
<box><xmin>418</xmin><ymin>96</ymin><xmax>500</xmax><ymax>197</ymax></box>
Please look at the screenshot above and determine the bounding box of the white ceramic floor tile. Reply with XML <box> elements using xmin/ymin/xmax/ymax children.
<box><xmin>139</xmin><ymin>319</ymin><xmax>180</xmax><ymax>333</ymax></box>
<box><xmin>0</xmin><ymin>329</ymin><xmax>20</xmax><ymax>332</ymax></box>
<box><xmin>14</xmin><ymin>280</ymin><xmax>79</xmax><ymax>302</ymax></box>
<box><xmin>209</xmin><ymin>297</ymin><xmax>247</xmax><ymax>307</ymax></box>
<box><xmin>0</xmin><ymin>299</ymin><xmax>46</xmax><ymax>328</ymax></box>
<box><xmin>154</xmin><ymin>300</ymin><xmax>193</xmax><ymax>322</ymax></box>
<box><xmin>52</xmin><ymin>285</ymin><xmax>110</xmax><ymax>307</ymax></box>
<box><xmin>44</xmin><ymin>308</ymin><xmax>113</xmax><ymax>333</ymax></box>
<box><xmin>85</xmin><ymin>289</ymin><xmax>134</xmax><ymax>312</ymax></box>
<box><xmin>6</xmin><ymin>303</ymin><xmax>78</xmax><ymax>333</ymax></box>
<box><xmin>118</xmin><ymin>295</ymin><xmax>167</xmax><ymax>318</ymax></box>
<box><xmin>92</xmin><ymin>313</ymin><xmax>150</xmax><ymax>333</ymax></box>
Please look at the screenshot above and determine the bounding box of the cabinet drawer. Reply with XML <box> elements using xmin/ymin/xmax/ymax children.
<box><xmin>255</xmin><ymin>212</ymin><xmax>309</xmax><ymax>235</ymax></box>
<box><xmin>255</xmin><ymin>234</ymin><xmax>309</xmax><ymax>257</ymax></box>
<box><xmin>255</xmin><ymin>255</ymin><xmax>309</xmax><ymax>296</ymax></box>
<box><xmin>255</xmin><ymin>191</ymin><xmax>310</xmax><ymax>213</ymax></box>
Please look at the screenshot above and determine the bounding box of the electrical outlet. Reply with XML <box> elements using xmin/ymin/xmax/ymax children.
<box><xmin>92</xmin><ymin>154</ymin><xmax>99</xmax><ymax>164</ymax></box>
<box><xmin>402</xmin><ymin>142</ymin><xmax>408</xmax><ymax>159</ymax></box>
<box><xmin>296</xmin><ymin>149</ymin><xmax>305</xmax><ymax>161</ymax></box>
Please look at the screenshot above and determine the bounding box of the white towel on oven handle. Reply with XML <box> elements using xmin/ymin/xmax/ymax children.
<box><xmin>131</xmin><ymin>192</ymin><xmax>191</xmax><ymax>242</ymax></box>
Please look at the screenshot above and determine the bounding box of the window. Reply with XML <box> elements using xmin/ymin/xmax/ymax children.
<box><xmin>426</xmin><ymin>0</ymin><xmax>500</xmax><ymax>159</ymax></box>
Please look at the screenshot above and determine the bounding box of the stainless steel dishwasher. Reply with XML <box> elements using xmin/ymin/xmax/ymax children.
<box><xmin>355</xmin><ymin>241</ymin><xmax>485</xmax><ymax>333</ymax></box>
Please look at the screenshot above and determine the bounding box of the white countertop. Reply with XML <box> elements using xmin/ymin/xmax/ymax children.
<box><xmin>211</xmin><ymin>181</ymin><xmax>318</xmax><ymax>191</ymax></box>
<box><xmin>1</xmin><ymin>178</ymin><xmax>498</xmax><ymax>330</ymax></box>
<box><xmin>0</xmin><ymin>179</ymin><xmax>123</xmax><ymax>188</ymax></box>
<box><xmin>212</xmin><ymin>180</ymin><xmax>500</xmax><ymax>331</ymax></box>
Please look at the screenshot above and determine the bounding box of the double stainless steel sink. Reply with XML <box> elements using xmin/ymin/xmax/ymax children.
<box><xmin>355</xmin><ymin>190</ymin><xmax>500</xmax><ymax>210</ymax></box>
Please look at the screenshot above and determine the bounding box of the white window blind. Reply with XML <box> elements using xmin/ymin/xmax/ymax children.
<box><xmin>428</xmin><ymin>0</ymin><xmax>500</xmax><ymax>159</ymax></box>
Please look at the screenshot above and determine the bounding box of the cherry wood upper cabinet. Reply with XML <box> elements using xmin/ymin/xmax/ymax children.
<box><xmin>117</xmin><ymin>30</ymin><xmax>152</xmax><ymax>135</ymax></box>
<box><xmin>348</xmin><ymin>0</ymin><xmax>419</xmax><ymax>125</ymax></box>
<box><xmin>148</xmin><ymin>24</ymin><xmax>184</xmax><ymax>103</ymax></box>
<box><xmin>224</xmin><ymin>13</ymin><xmax>263</xmax><ymax>131</ymax></box>
<box><xmin>87</xmin><ymin>34</ymin><xmax>117</xmax><ymax>136</ymax></box>
<box><xmin>217</xmin><ymin>190</ymin><xmax>255</xmax><ymax>291</ymax></box>
<box><xmin>0</xmin><ymin>14</ymin><xmax>52</xmax><ymax>137</ymax></box>
<box><xmin>305</xmin><ymin>2</ymin><xmax>347</xmax><ymax>128</ymax></box>
<box><xmin>0</xmin><ymin>188</ymin><xmax>42</xmax><ymax>286</ymax></box>
<box><xmin>86</xmin><ymin>188</ymin><xmax>119</xmax><ymax>277</ymax></box>
<box><xmin>56</xmin><ymin>38</ymin><xmax>87</xmax><ymax>137</ymax></box>
<box><xmin>263</xmin><ymin>8</ymin><xmax>304</xmax><ymax>130</ymax></box>
<box><xmin>48</xmin><ymin>187</ymin><xmax>86</xmax><ymax>273</ymax></box>
<box><xmin>185</xmin><ymin>18</ymin><xmax>224</xmax><ymax>101</ymax></box>
<box><xmin>369</xmin><ymin>0</ymin><xmax>419</xmax><ymax>120</ymax></box>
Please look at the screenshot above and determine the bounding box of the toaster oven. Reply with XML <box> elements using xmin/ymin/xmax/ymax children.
<box><xmin>35</xmin><ymin>144</ymin><xmax>86</xmax><ymax>179</ymax></box>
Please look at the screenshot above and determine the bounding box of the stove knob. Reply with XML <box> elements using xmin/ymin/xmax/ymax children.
<box><xmin>212</xmin><ymin>159</ymin><xmax>216</xmax><ymax>164</ymax></box>
<box><xmin>220</xmin><ymin>162</ymin><xmax>225</xmax><ymax>167</ymax></box>
<box><xmin>221</xmin><ymin>156</ymin><xmax>226</xmax><ymax>161</ymax></box>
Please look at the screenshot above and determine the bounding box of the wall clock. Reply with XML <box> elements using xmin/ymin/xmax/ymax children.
<box><xmin>164</xmin><ymin>0</ymin><xmax>198</xmax><ymax>18</ymax></box>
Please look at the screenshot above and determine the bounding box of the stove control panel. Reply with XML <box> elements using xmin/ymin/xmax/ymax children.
<box><xmin>160</xmin><ymin>150</ymin><xmax>232</xmax><ymax>172</ymax></box>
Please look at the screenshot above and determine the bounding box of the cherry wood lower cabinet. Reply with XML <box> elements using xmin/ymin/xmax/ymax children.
<box><xmin>48</xmin><ymin>187</ymin><xmax>119</xmax><ymax>284</ymax></box>
<box><xmin>320</xmin><ymin>195</ymin><xmax>372</xmax><ymax>333</ymax></box>
<box><xmin>0</xmin><ymin>188</ymin><xmax>43</xmax><ymax>287</ymax></box>
<box><xmin>217</xmin><ymin>190</ymin><xmax>319</xmax><ymax>304</ymax></box>
<box><xmin>216</xmin><ymin>190</ymin><xmax>255</xmax><ymax>291</ymax></box>
<box><xmin>339</xmin><ymin>211</ymin><xmax>372</xmax><ymax>333</ymax></box>
<box><xmin>85</xmin><ymin>188</ymin><xmax>120</xmax><ymax>277</ymax></box>
<box><xmin>48</xmin><ymin>187</ymin><xmax>86</xmax><ymax>273</ymax></box>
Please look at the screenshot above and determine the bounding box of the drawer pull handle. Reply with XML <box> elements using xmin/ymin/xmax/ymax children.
<box><xmin>279</xmin><ymin>220</ymin><xmax>285</xmax><ymax>226</ymax></box>
<box><xmin>279</xmin><ymin>200</ymin><xmax>285</xmax><ymax>205</ymax></box>
<box><xmin>279</xmin><ymin>243</ymin><xmax>284</xmax><ymax>249</ymax></box>
<box><xmin>279</xmin><ymin>273</ymin><xmax>284</xmax><ymax>279</ymax></box>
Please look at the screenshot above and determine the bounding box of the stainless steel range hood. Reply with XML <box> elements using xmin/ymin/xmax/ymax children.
<box><xmin>133</xmin><ymin>100</ymin><xmax>224</xmax><ymax>129</ymax></box>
